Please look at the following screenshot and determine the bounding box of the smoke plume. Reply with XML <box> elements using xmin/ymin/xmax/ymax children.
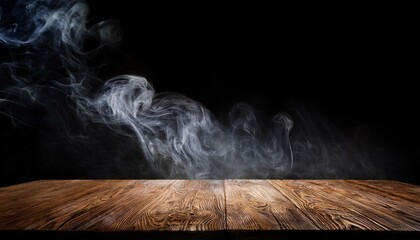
<box><xmin>0</xmin><ymin>0</ymin><xmax>382</xmax><ymax>179</ymax></box>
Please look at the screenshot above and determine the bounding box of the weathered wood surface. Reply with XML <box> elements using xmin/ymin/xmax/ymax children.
<box><xmin>225</xmin><ymin>179</ymin><xmax>318</xmax><ymax>230</ymax></box>
<box><xmin>0</xmin><ymin>180</ymin><xmax>419</xmax><ymax>232</ymax></box>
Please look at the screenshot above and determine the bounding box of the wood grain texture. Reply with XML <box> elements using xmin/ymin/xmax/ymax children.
<box><xmin>0</xmin><ymin>180</ymin><xmax>419</xmax><ymax>232</ymax></box>
<box><xmin>268</xmin><ymin>180</ymin><xmax>420</xmax><ymax>231</ymax></box>
<box><xmin>0</xmin><ymin>180</ymin><xmax>225</xmax><ymax>231</ymax></box>
<box><xmin>224</xmin><ymin>179</ymin><xmax>318</xmax><ymax>230</ymax></box>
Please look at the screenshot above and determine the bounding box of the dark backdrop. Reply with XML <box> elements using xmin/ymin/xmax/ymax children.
<box><xmin>1</xmin><ymin>1</ymin><xmax>419</xmax><ymax>186</ymax></box>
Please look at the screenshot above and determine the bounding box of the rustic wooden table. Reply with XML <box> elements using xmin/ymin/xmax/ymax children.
<box><xmin>0</xmin><ymin>180</ymin><xmax>419</xmax><ymax>239</ymax></box>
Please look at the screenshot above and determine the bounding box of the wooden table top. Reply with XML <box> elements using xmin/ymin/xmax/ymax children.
<box><xmin>0</xmin><ymin>180</ymin><xmax>419</xmax><ymax>233</ymax></box>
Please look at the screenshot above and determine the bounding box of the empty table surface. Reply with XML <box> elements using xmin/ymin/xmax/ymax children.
<box><xmin>0</xmin><ymin>179</ymin><xmax>419</xmax><ymax>238</ymax></box>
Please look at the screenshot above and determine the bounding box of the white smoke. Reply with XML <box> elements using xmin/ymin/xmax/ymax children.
<box><xmin>85</xmin><ymin>75</ymin><xmax>293</xmax><ymax>178</ymax></box>
<box><xmin>0</xmin><ymin>0</ymin><xmax>381</xmax><ymax>179</ymax></box>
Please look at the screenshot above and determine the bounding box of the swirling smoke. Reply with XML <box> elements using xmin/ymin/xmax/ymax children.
<box><xmin>0</xmin><ymin>0</ymin><xmax>381</xmax><ymax>179</ymax></box>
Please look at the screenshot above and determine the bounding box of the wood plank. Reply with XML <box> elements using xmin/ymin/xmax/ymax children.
<box><xmin>315</xmin><ymin>180</ymin><xmax>420</xmax><ymax>228</ymax></box>
<box><xmin>268</xmin><ymin>180</ymin><xmax>420</xmax><ymax>231</ymax></box>
<box><xmin>348</xmin><ymin>180</ymin><xmax>420</xmax><ymax>204</ymax></box>
<box><xmin>224</xmin><ymin>179</ymin><xmax>318</xmax><ymax>230</ymax></box>
<box><xmin>0</xmin><ymin>180</ymin><xmax>226</xmax><ymax>231</ymax></box>
<box><xmin>0</xmin><ymin>180</ymin><xmax>119</xmax><ymax>230</ymax></box>
<box><xmin>306</xmin><ymin>180</ymin><xmax>420</xmax><ymax>230</ymax></box>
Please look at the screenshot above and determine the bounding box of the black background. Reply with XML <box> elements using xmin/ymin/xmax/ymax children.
<box><xmin>1</xmin><ymin>1</ymin><xmax>419</xmax><ymax>185</ymax></box>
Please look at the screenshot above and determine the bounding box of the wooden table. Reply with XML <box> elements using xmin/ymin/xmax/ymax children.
<box><xmin>0</xmin><ymin>180</ymin><xmax>419</xmax><ymax>239</ymax></box>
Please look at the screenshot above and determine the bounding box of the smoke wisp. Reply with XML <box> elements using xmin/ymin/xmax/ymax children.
<box><xmin>0</xmin><ymin>0</ymin><xmax>382</xmax><ymax>179</ymax></box>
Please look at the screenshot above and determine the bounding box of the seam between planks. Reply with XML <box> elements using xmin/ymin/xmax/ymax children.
<box><xmin>266</xmin><ymin>180</ymin><xmax>321</xmax><ymax>230</ymax></box>
<box><xmin>223</xmin><ymin>180</ymin><xmax>228</xmax><ymax>230</ymax></box>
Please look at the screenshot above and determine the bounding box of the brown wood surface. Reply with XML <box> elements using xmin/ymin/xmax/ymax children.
<box><xmin>224</xmin><ymin>179</ymin><xmax>318</xmax><ymax>230</ymax></box>
<box><xmin>0</xmin><ymin>180</ymin><xmax>419</xmax><ymax>232</ymax></box>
